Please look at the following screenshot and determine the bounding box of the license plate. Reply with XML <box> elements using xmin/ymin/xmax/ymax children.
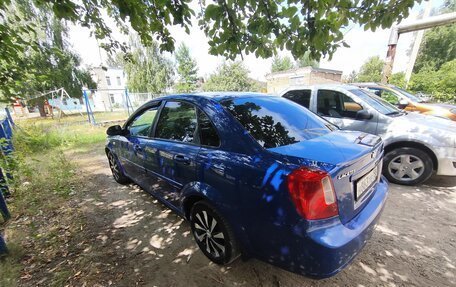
<box><xmin>356</xmin><ymin>165</ymin><xmax>379</xmax><ymax>200</ymax></box>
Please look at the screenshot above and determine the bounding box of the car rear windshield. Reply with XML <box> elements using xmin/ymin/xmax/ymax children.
<box><xmin>221</xmin><ymin>96</ymin><xmax>335</xmax><ymax>148</ymax></box>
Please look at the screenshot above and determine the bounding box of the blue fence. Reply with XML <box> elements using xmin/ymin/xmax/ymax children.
<box><xmin>0</xmin><ymin>108</ymin><xmax>14</xmax><ymax>255</ymax></box>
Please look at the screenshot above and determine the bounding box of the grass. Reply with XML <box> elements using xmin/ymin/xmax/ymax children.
<box><xmin>15</xmin><ymin>111</ymin><xmax>128</xmax><ymax>126</ymax></box>
<box><xmin>0</xmin><ymin>243</ymin><xmax>24</xmax><ymax>287</ymax></box>
<box><xmin>0</xmin><ymin>120</ymin><xmax>107</xmax><ymax>286</ymax></box>
<box><xmin>13</xmin><ymin>121</ymin><xmax>108</xmax><ymax>153</ymax></box>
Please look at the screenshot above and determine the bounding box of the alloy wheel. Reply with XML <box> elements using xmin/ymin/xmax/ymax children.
<box><xmin>193</xmin><ymin>210</ymin><xmax>226</xmax><ymax>259</ymax></box>
<box><xmin>108</xmin><ymin>152</ymin><xmax>120</xmax><ymax>181</ymax></box>
<box><xmin>388</xmin><ymin>154</ymin><xmax>424</xmax><ymax>182</ymax></box>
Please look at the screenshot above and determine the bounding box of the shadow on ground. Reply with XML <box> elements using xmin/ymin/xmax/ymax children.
<box><xmin>65</xmin><ymin>145</ymin><xmax>456</xmax><ymax>286</ymax></box>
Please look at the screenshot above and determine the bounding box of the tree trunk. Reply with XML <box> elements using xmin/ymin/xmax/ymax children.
<box><xmin>37</xmin><ymin>100</ymin><xmax>46</xmax><ymax>117</ymax></box>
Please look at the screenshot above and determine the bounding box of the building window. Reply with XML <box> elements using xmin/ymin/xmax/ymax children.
<box><xmin>106</xmin><ymin>76</ymin><xmax>111</xmax><ymax>86</ymax></box>
<box><xmin>116</xmin><ymin>76</ymin><xmax>121</xmax><ymax>86</ymax></box>
<box><xmin>109</xmin><ymin>94</ymin><xmax>115</xmax><ymax>104</ymax></box>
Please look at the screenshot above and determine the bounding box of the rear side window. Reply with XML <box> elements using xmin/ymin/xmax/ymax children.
<box><xmin>283</xmin><ymin>90</ymin><xmax>311</xmax><ymax>108</ymax></box>
<box><xmin>197</xmin><ymin>110</ymin><xmax>220</xmax><ymax>147</ymax></box>
<box><xmin>221</xmin><ymin>97</ymin><xmax>333</xmax><ymax>148</ymax></box>
<box><xmin>155</xmin><ymin>101</ymin><xmax>197</xmax><ymax>143</ymax></box>
<box><xmin>128</xmin><ymin>108</ymin><xmax>158</xmax><ymax>137</ymax></box>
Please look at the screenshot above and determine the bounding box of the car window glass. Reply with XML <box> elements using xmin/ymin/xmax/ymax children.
<box><xmin>350</xmin><ymin>89</ymin><xmax>400</xmax><ymax>115</ymax></box>
<box><xmin>197</xmin><ymin>110</ymin><xmax>220</xmax><ymax>147</ymax></box>
<box><xmin>221</xmin><ymin>97</ymin><xmax>333</xmax><ymax>149</ymax></box>
<box><xmin>367</xmin><ymin>88</ymin><xmax>382</xmax><ymax>97</ymax></box>
<box><xmin>155</xmin><ymin>101</ymin><xmax>198</xmax><ymax>143</ymax></box>
<box><xmin>391</xmin><ymin>86</ymin><xmax>423</xmax><ymax>102</ymax></box>
<box><xmin>283</xmin><ymin>90</ymin><xmax>311</xmax><ymax>108</ymax></box>
<box><xmin>380</xmin><ymin>90</ymin><xmax>400</xmax><ymax>105</ymax></box>
<box><xmin>128</xmin><ymin>108</ymin><xmax>158</xmax><ymax>137</ymax></box>
<box><xmin>317</xmin><ymin>90</ymin><xmax>363</xmax><ymax>119</ymax></box>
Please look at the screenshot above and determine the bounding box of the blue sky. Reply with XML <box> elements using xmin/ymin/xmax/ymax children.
<box><xmin>69</xmin><ymin>0</ymin><xmax>445</xmax><ymax>81</ymax></box>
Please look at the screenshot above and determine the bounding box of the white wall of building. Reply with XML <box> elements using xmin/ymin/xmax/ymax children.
<box><xmin>89</xmin><ymin>67</ymin><xmax>127</xmax><ymax>112</ymax></box>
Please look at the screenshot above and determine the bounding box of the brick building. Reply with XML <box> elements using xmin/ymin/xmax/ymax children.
<box><xmin>265</xmin><ymin>67</ymin><xmax>342</xmax><ymax>94</ymax></box>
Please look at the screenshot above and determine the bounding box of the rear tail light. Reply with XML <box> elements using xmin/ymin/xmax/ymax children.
<box><xmin>287</xmin><ymin>167</ymin><xmax>338</xmax><ymax>220</ymax></box>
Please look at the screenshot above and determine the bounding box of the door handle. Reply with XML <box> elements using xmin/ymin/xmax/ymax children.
<box><xmin>174</xmin><ymin>154</ymin><xmax>191</xmax><ymax>165</ymax></box>
<box><xmin>133</xmin><ymin>144</ymin><xmax>142</xmax><ymax>153</ymax></box>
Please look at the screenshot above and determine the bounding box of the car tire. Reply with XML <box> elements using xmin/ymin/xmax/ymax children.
<box><xmin>190</xmin><ymin>201</ymin><xmax>240</xmax><ymax>265</ymax></box>
<box><xmin>107</xmin><ymin>151</ymin><xmax>131</xmax><ymax>184</ymax></box>
<box><xmin>383</xmin><ymin>147</ymin><xmax>433</xmax><ymax>185</ymax></box>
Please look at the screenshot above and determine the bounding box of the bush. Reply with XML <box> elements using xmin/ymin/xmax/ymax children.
<box><xmin>409</xmin><ymin>60</ymin><xmax>456</xmax><ymax>103</ymax></box>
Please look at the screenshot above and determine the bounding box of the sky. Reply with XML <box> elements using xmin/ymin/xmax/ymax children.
<box><xmin>68</xmin><ymin>0</ymin><xmax>444</xmax><ymax>82</ymax></box>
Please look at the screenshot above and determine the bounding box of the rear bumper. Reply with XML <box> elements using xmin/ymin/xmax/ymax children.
<box><xmin>305</xmin><ymin>176</ymin><xmax>388</xmax><ymax>277</ymax></box>
<box><xmin>434</xmin><ymin>147</ymin><xmax>456</xmax><ymax>176</ymax></box>
<box><xmin>264</xmin><ymin>176</ymin><xmax>388</xmax><ymax>278</ymax></box>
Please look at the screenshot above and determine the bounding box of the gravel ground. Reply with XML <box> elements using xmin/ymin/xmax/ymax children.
<box><xmin>70</xmin><ymin>145</ymin><xmax>456</xmax><ymax>287</ymax></box>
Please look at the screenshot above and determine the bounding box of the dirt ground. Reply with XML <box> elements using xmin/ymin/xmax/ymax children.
<box><xmin>26</xmin><ymin>143</ymin><xmax>456</xmax><ymax>286</ymax></box>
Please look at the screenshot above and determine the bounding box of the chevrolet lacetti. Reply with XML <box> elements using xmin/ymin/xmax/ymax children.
<box><xmin>105</xmin><ymin>93</ymin><xmax>388</xmax><ymax>278</ymax></box>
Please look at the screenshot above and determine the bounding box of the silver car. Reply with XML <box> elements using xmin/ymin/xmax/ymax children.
<box><xmin>280</xmin><ymin>84</ymin><xmax>456</xmax><ymax>185</ymax></box>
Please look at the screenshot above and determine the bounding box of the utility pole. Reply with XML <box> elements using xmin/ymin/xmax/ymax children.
<box><xmin>404</xmin><ymin>0</ymin><xmax>433</xmax><ymax>88</ymax></box>
<box><xmin>381</xmin><ymin>11</ymin><xmax>456</xmax><ymax>84</ymax></box>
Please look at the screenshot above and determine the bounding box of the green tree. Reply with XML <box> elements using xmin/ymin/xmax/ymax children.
<box><xmin>174</xmin><ymin>43</ymin><xmax>198</xmax><ymax>93</ymax></box>
<box><xmin>296</xmin><ymin>51</ymin><xmax>320</xmax><ymax>68</ymax></box>
<box><xmin>203</xmin><ymin>62</ymin><xmax>255</xmax><ymax>92</ymax></box>
<box><xmin>271</xmin><ymin>56</ymin><xmax>294</xmax><ymax>72</ymax></box>
<box><xmin>409</xmin><ymin>60</ymin><xmax>456</xmax><ymax>103</ymax></box>
<box><xmin>122</xmin><ymin>35</ymin><xmax>174</xmax><ymax>94</ymax></box>
<box><xmin>4</xmin><ymin>1</ymin><xmax>95</xmax><ymax>114</ymax></box>
<box><xmin>106</xmin><ymin>53</ymin><xmax>125</xmax><ymax>69</ymax></box>
<box><xmin>1</xmin><ymin>0</ymin><xmax>419</xmax><ymax>100</ymax></box>
<box><xmin>345</xmin><ymin>70</ymin><xmax>358</xmax><ymax>83</ymax></box>
<box><xmin>357</xmin><ymin>56</ymin><xmax>384</xmax><ymax>82</ymax></box>
<box><xmin>414</xmin><ymin>1</ymin><xmax>456</xmax><ymax>72</ymax></box>
<box><xmin>389</xmin><ymin>72</ymin><xmax>406</xmax><ymax>88</ymax></box>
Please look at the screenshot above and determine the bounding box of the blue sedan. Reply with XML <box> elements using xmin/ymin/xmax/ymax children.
<box><xmin>105</xmin><ymin>92</ymin><xmax>388</xmax><ymax>278</ymax></box>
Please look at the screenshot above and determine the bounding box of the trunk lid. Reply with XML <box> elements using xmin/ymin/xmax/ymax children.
<box><xmin>269</xmin><ymin>130</ymin><xmax>383</xmax><ymax>224</ymax></box>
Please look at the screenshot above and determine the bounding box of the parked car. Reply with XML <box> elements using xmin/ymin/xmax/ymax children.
<box><xmin>280</xmin><ymin>85</ymin><xmax>456</xmax><ymax>185</ymax></box>
<box><xmin>353</xmin><ymin>83</ymin><xmax>456</xmax><ymax>121</ymax></box>
<box><xmin>105</xmin><ymin>93</ymin><xmax>388</xmax><ymax>278</ymax></box>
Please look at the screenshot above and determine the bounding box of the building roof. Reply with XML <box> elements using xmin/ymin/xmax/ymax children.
<box><xmin>265</xmin><ymin>66</ymin><xmax>343</xmax><ymax>79</ymax></box>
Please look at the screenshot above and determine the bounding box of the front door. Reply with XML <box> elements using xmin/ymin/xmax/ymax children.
<box><xmin>120</xmin><ymin>107</ymin><xmax>160</xmax><ymax>186</ymax></box>
<box><xmin>143</xmin><ymin>101</ymin><xmax>200</xmax><ymax>207</ymax></box>
<box><xmin>315</xmin><ymin>89</ymin><xmax>377</xmax><ymax>134</ymax></box>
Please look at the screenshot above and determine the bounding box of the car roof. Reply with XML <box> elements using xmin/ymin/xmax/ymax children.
<box><xmin>352</xmin><ymin>82</ymin><xmax>399</xmax><ymax>89</ymax></box>
<box><xmin>351</xmin><ymin>82</ymin><xmax>380</xmax><ymax>86</ymax></box>
<box><xmin>279</xmin><ymin>83</ymin><xmax>360</xmax><ymax>95</ymax></box>
<box><xmin>151</xmin><ymin>92</ymin><xmax>271</xmax><ymax>102</ymax></box>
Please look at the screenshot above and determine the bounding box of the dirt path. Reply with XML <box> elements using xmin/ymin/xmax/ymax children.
<box><xmin>69</xmin><ymin>143</ymin><xmax>456</xmax><ymax>286</ymax></box>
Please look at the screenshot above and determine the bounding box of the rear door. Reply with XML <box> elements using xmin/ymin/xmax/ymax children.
<box><xmin>282</xmin><ymin>89</ymin><xmax>312</xmax><ymax>109</ymax></box>
<box><xmin>144</xmin><ymin>101</ymin><xmax>200</xmax><ymax>207</ymax></box>
<box><xmin>316</xmin><ymin>89</ymin><xmax>377</xmax><ymax>134</ymax></box>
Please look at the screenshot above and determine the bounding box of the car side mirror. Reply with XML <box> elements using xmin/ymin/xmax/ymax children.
<box><xmin>397</xmin><ymin>100</ymin><xmax>409</xmax><ymax>109</ymax></box>
<box><xmin>356</xmin><ymin>110</ymin><xmax>373</xmax><ymax>120</ymax></box>
<box><xmin>107</xmin><ymin>125</ymin><xmax>127</xmax><ymax>136</ymax></box>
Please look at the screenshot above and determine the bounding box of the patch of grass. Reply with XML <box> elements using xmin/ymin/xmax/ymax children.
<box><xmin>0</xmin><ymin>243</ymin><xmax>25</xmax><ymax>287</ymax></box>
<box><xmin>15</xmin><ymin>111</ymin><xmax>128</xmax><ymax>126</ymax></box>
<box><xmin>0</xmin><ymin>120</ymin><xmax>107</xmax><ymax>286</ymax></box>
<box><xmin>13</xmin><ymin>122</ymin><xmax>107</xmax><ymax>153</ymax></box>
<box><xmin>10</xmin><ymin>150</ymin><xmax>77</xmax><ymax>216</ymax></box>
